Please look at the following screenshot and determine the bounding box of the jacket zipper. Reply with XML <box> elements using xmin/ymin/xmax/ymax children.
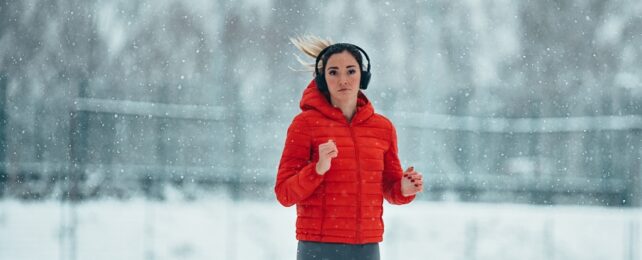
<box><xmin>349</xmin><ymin>123</ymin><xmax>362</xmax><ymax>243</ymax></box>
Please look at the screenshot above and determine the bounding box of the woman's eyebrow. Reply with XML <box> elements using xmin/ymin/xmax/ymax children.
<box><xmin>327</xmin><ymin>65</ymin><xmax>357</xmax><ymax>70</ymax></box>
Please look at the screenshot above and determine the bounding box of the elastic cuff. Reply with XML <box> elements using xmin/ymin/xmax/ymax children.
<box><xmin>300</xmin><ymin>163</ymin><xmax>325</xmax><ymax>188</ymax></box>
<box><xmin>394</xmin><ymin>182</ymin><xmax>416</xmax><ymax>204</ymax></box>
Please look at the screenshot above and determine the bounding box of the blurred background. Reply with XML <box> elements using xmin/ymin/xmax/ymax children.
<box><xmin>0</xmin><ymin>0</ymin><xmax>641</xmax><ymax>259</ymax></box>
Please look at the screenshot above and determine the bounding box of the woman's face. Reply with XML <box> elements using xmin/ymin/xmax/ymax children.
<box><xmin>324</xmin><ymin>51</ymin><xmax>361</xmax><ymax>104</ymax></box>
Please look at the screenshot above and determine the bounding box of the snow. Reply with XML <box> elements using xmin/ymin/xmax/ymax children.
<box><xmin>1</xmin><ymin>197</ymin><xmax>640</xmax><ymax>260</ymax></box>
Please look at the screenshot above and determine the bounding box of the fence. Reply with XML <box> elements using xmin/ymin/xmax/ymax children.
<box><xmin>0</xmin><ymin>98</ymin><xmax>640</xmax><ymax>206</ymax></box>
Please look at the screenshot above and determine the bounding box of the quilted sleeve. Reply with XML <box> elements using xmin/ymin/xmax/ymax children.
<box><xmin>274</xmin><ymin>114</ymin><xmax>325</xmax><ymax>207</ymax></box>
<box><xmin>382</xmin><ymin>122</ymin><xmax>415</xmax><ymax>205</ymax></box>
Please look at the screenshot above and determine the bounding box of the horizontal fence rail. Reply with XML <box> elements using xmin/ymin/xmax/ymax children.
<box><xmin>384</xmin><ymin>111</ymin><xmax>642</xmax><ymax>132</ymax></box>
<box><xmin>74</xmin><ymin>98</ymin><xmax>227</xmax><ymax>120</ymax></box>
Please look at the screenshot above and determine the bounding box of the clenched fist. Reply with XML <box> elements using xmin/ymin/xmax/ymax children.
<box><xmin>315</xmin><ymin>139</ymin><xmax>338</xmax><ymax>175</ymax></box>
<box><xmin>401</xmin><ymin>166</ymin><xmax>424</xmax><ymax>197</ymax></box>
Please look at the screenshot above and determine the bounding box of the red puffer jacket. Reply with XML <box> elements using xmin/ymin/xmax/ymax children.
<box><xmin>275</xmin><ymin>80</ymin><xmax>415</xmax><ymax>244</ymax></box>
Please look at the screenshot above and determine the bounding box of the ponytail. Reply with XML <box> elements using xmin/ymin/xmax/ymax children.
<box><xmin>289</xmin><ymin>35</ymin><xmax>333</xmax><ymax>73</ymax></box>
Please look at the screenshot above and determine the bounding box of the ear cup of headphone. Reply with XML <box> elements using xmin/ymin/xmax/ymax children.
<box><xmin>360</xmin><ymin>71</ymin><xmax>371</xmax><ymax>90</ymax></box>
<box><xmin>315</xmin><ymin>73</ymin><xmax>328</xmax><ymax>92</ymax></box>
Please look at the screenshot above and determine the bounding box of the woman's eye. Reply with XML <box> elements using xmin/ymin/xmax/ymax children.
<box><xmin>348</xmin><ymin>69</ymin><xmax>357</xmax><ymax>75</ymax></box>
<box><xmin>328</xmin><ymin>70</ymin><xmax>337</xmax><ymax>76</ymax></box>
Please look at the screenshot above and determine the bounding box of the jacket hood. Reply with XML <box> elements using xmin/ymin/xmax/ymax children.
<box><xmin>299</xmin><ymin>79</ymin><xmax>374</xmax><ymax>124</ymax></box>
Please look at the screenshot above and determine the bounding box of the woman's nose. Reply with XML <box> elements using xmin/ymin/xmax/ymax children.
<box><xmin>339</xmin><ymin>73</ymin><xmax>349</xmax><ymax>84</ymax></box>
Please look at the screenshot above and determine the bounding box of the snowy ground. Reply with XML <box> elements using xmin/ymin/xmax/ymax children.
<box><xmin>1</xmin><ymin>194</ymin><xmax>641</xmax><ymax>260</ymax></box>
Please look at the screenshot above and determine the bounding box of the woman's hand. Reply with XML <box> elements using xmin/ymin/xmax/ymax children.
<box><xmin>315</xmin><ymin>139</ymin><xmax>338</xmax><ymax>175</ymax></box>
<box><xmin>401</xmin><ymin>166</ymin><xmax>423</xmax><ymax>197</ymax></box>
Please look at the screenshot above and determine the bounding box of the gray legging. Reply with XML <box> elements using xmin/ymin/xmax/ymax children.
<box><xmin>297</xmin><ymin>240</ymin><xmax>380</xmax><ymax>260</ymax></box>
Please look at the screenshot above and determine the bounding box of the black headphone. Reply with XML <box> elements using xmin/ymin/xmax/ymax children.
<box><xmin>314</xmin><ymin>43</ymin><xmax>372</xmax><ymax>92</ymax></box>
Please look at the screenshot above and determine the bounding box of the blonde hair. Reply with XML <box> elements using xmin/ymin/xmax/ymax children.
<box><xmin>289</xmin><ymin>35</ymin><xmax>334</xmax><ymax>73</ymax></box>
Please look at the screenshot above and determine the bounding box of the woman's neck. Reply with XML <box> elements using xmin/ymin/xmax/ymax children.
<box><xmin>331</xmin><ymin>98</ymin><xmax>357</xmax><ymax>122</ymax></box>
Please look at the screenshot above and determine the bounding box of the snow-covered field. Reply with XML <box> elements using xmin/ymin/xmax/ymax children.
<box><xmin>1</xmin><ymin>194</ymin><xmax>641</xmax><ymax>260</ymax></box>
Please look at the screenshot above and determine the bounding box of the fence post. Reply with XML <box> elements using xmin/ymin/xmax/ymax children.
<box><xmin>634</xmin><ymin>132</ymin><xmax>642</xmax><ymax>207</ymax></box>
<box><xmin>628</xmin><ymin>218</ymin><xmax>639</xmax><ymax>260</ymax></box>
<box><xmin>0</xmin><ymin>73</ymin><xmax>6</xmax><ymax>169</ymax></box>
<box><xmin>144</xmin><ymin>199</ymin><xmax>156</xmax><ymax>260</ymax></box>
<box><xmin>543</xmin><ymin>218</ymin><xmax>555</xmax><ymax>260</ymax></box>
<box><xmin>465</xmin><ymin>220</ymin><xmax>477</xmax><ymax>260</ymax></box>
<box><xmin>0</xmin><ymin>73</ymin><xmax>6</xmax><ymax>197</ymax></box>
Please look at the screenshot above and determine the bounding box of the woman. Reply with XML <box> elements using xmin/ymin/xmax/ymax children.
<box><xmin>275</xmin><ymin>36</ymin><xmax>424</xmax><ymax>260</ymax></box>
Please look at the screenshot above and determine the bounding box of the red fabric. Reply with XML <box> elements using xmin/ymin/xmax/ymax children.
<box><xmin>275</xmin><ymin>80</ymin><xmax>415</xmax><ymax>244</ymax></box>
